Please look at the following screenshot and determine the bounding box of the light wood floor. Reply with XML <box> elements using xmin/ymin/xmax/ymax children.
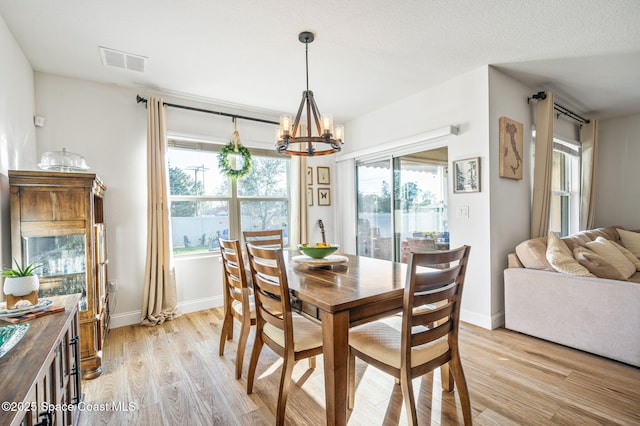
<box><xmin>79</xmin><ymin>308</ymin><xmax>640</xmax><ymax>425</ymax></box>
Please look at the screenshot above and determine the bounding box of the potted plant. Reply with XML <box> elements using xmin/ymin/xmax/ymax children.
<box><xmin>2</xmin><ymin>259</ymin><xmax>42</xmax><ymax>308</ymax></box>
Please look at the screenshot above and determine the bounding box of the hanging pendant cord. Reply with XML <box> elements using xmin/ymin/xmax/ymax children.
<box><xmin>305</xmin><ymin>41</ymin><xmax>310</xmax><ymax>92</ymax></box>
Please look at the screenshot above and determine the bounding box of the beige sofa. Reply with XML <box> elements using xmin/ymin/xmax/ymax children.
<box><xmin>504</xmin><ymin>227</ymin><xmax>640</xmax><ymax>367</ymax></box>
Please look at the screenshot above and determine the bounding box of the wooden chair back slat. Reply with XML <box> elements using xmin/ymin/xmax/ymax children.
<box><xmin>243</xmin><ymin>230</ymin><xmax>284</xmax><ymax>248</ymax></box>
<box><xmin>257</xmin><ymin>290</ymin><xmax>284</xmax><ymax>314</ymax></box>
<box><xmin>412</xmin><ymin>301</ymin><xmax>454</xmax><ymax>326</ymax></box>
<box><xmin>250</xmin><ymin>261</ymin><xmax>281</xmax><ymax>279</ymax></box>
<box><xmin>413</xmin><ymin>266</ymin><xmax>461</xmax><ymax>293</ymax></box>
<box><xmin>253</xmin><ymin>275</ymin><xmax>282</xmax><ymax>298</ymax></box>
<box><xmin>411</xmin><ymin>321</ymin><xmax>453</xmax><ymax>347</ymax></box>
<box><xmin>413</xmin><ymin>280</ymin><xmax>459</xmax><ymax>306</ymax></box>
<box><xmin>260</xmin><ymin>306</ymin><xmax>285</xmax><ymax>329</ymax></box>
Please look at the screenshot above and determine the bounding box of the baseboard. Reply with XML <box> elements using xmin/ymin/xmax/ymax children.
<box><xmin>108</xmin><ymin>295</ymin><xmax>224</xmax><ymax>329</ymax></box>
<box><xmin>109</xmin><ymin>298</ymin><xmax>505</xmax><ymax>331</ymax></box>
<box><xmin>460</xmin><ymin>309</ymin><xmax>505</xmax><ymax>330</ymax></box>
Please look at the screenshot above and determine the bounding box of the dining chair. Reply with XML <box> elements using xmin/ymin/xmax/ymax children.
<box><xmin>243</xmin><ymin>229</ymin><xmax>284</xmax><ymax>248</ymax></box>
<box><xmin>245</xmin><ymin>244</ymin><xmax>323</xmax><ymax>426</ymax></box>
<box><xmin>218</xmin><ymin>238</ymin><xmax>256</xmax><ymax>380</ymax></box>
<box><xmin>348</xmin><ymin>246</ymin><xmax>472</xmax><ymax>425</ymax></box>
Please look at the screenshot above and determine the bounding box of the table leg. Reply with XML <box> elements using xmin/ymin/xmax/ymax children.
<box><xmin>320</xmin><ymin>310</ymin><xmax>349</xmax><ymax>426</ymax></box>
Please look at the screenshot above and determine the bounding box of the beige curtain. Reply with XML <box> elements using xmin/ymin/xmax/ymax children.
<box><xmin>530</xmin><ymin>92</ymin><xmax>555</xmax><ymax>238</ymax></box>
<box><xmin>141</xmin><ymin>96</ymin><xmax>179</xmax><ymax>326</ymax></box>
<box><xmin>579</xmin><ymin>120</ymin><xmax>599</xmax><ymax>230</ymax></box>
<box><xmin>290</xmin><ymin>156</ymin><xmax>309</xmax><ymax>245</ymax></box>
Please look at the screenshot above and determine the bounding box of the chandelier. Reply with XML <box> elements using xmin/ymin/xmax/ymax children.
<box><xmin>276</xmin><ymin>31</ymin><xmax>344</xmax><ymax>156</ymax></box>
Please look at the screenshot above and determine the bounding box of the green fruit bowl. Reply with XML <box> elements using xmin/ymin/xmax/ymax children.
<box><xmin>298</xmin><ymin>244</ymin><xmax>339</xmax><ymax>259</ymax></box>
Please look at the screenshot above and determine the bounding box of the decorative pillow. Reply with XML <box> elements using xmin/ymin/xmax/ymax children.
<box><xmin>585</xmin><ymin>237</ymin><xmax>636</xmax><ymax>279</ymax></box>
<box><xmin>515</xmin><ymin>237</ymin><xmax>554</xmax><ymax>270</ymax></box>
<box><xmin>546</xmin><ymin>232</ymin><xmax>594</xmax><ymax>277</ymax></box>
<box><xmin>617</xmin><ymin>228</ymin><xmax>640</xmax><ymax>258</ymax></box>
<box><xmin>573</xmin><ymin>246</ymin><xmax>627</xmax><ymax>281</ymax></box>
<box><xmin>609</xmin><ymin>239</ymin><xmax>640</xmax><ymax>271</ymax></box>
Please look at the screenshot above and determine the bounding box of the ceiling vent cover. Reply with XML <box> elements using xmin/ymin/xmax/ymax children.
<box><xmin>99</xmin><ymin>46</ymin><xmax>147</xmax><ymax>72</ymax></box>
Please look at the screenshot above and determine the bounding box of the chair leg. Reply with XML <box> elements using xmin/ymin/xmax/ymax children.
<box><xmin>219</xmin><ymin>310</ymin><xmax>233</xmax><ymax>356</ymax></box>
<box><xmin>348</xmin><ymin>350</ymin><xmax>356</xmax><ymax>410</ymax></box>
<box><xmin>235</xmin><ymin>318</ymin><xmax>251</xmax><ymax>380</ymax></box>
<box><xmin>449</xmin><ymin>352</ymin><xmax>473</xmax><ymax>426</ymax></box>
<box><xmin>276</xmin><ymin>357</ymin><xmax>295</xmax><ymax>426</ymax></box>
<box><xmin>400</xmin><ymin>369</ymin><xmax>418</xmax><ymax>426</ymax></box>
<box><xmin>308</xmin><ymin>356</ymin><xmax>316</xmax><ymax>369</ymax></box>
<box><xmin>441</xmin><ymin>362</ymin><xmax>454</xmax><ymax>392</ymax></box>
<box><xmin>246</xmin><ymin>332</ymin><xmax>263</xmax><ymax>394</ymax></box>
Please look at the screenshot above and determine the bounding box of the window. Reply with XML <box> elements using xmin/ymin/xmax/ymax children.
<box><xmin>168</xmin><ymin>140</ymin><xmax>290</xmax><ymax>256</ymax></box>
<box><xmin>532</xmin><ymin>130</ymin><xmax>581</xmax><ymax>237</ymax></box>
<box><xmin>550</xmin><ymin>139</ymin><xmax>580</xmax><ymax>236</ymax></box>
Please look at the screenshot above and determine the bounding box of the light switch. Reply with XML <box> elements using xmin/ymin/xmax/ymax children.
<box><xmin>457</xmin><ymin>206</ymin><xmax>469</xmax><ymax>218</ymax></box>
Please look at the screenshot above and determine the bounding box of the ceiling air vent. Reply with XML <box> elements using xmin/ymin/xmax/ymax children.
<box><xmin>99</xmin><ymin>46</ymin><xmax>147</xmax><ymax>73</ymax></box>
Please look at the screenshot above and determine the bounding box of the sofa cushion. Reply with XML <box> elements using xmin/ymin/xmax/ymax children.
<box><xmin>617</xmin><ymin>228</ymin><xmax>640</xmax><ymax>258</ymax></box>
<box><xmin>586</xmin><ymin>237</ymin><xmax>636</xmax><ymax>279</ymax></box>
<box><xmin>546</xmin><ymin>232</ymin><xmax>594</xmax><ymax>277</ymax></box>
<box><xmin>561</xmin><ymin>232</ymin><xmax>592</xmax><ymax>252</ymax></box>
<box><xmin>573</xmin><ymin>246</ymin><xmax>628</xmax><ymax>281</ymax></box>
<box><xmin>610</xmin><ymin>240</ymin><xmax>640</xmax><ymax>270</ymax></box>
<box><xmin>584</xmin><ymin>227</ymin><xmax>621</xmax><ymax>243</ymax></box>
<box><xmin>515</xmin><ymin>237</ymin><xmax>554</xmax><ymax>270</ymax></box>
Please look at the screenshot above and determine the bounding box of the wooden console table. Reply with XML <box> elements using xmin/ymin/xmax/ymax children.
<box><xmin>0</xmin><ymin>294</ymin><xmax>82</xmax><ymax>426</ymax></box>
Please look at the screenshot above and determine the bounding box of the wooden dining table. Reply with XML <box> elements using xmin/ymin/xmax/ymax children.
<box><xmin>282</xmin><ymin>251</ymin><xmax>407</xmax><ymax>425</ymax></box>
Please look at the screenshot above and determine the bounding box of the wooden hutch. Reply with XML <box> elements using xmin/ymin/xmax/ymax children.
<box><xmin>9</xmin><ymin>170</ymin><xmax>109</xmax><ymax>379</ymax></box>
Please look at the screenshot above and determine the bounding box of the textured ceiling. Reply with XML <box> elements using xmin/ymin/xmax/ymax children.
<box><xmin>1</xmin><ymin>0</ymin><xmax>639</xmax><ymax>121</ymax></box>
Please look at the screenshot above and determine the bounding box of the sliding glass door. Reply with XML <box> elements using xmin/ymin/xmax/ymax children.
<box><xmin>356</xmin><ymin>148</ymin><xmax>449</xmax><ymax>262</ymax></box>
<box><xmin>356</xmin><ymin>159</ymin><xmax>393</xmax><ymax>260</ymax></box>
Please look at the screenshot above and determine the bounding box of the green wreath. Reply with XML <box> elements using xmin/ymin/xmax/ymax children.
<box><xmin>218</xmin><ymin>141</ymin><xmax>252</xmax><ymax>179</ymax></box>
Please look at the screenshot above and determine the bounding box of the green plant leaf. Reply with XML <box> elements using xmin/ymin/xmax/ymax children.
<box><xmin>1</xmin><ymin>258</ymin><xmax>42</xmax><ymax>277</ymax></box>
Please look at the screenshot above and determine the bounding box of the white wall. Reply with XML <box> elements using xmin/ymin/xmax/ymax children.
<box><xmin>0</xmin><ymin>15</ymin><xmax>36</xmax><ymax>276</ymax></box>
<box><xmin>488</xmin><ymin>67</ymin><xmax>535</xmax><ymax>325</ymax></box>
<box><xmin>306</xmin><ymin>156</ymin><xmax>336</xmax><ymax>245</ymax></box>
<box><xmin>595</xmin><ymin>113</ymin><xmax>640</xmax><ymax>229</ymax></box>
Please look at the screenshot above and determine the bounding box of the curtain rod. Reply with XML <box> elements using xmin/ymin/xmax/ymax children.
<box><xmin>136</xmin><ymin>95</ymin><xmax>279</xmax><ymax>125</ymax></box>
<box><xmin>527</xmin><ymin>91</ymin><xmax>590</xmax><ymax>124</ymax></box>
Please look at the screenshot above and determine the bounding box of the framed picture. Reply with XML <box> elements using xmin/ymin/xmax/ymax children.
<box><xmin>499</xmin><ymin>116</ymin><xmax>524</xmax><ymax>180</ymax></box>
<box><xmin>317</xmin><ymin>166</ymin><xmax>330</xmax><ymax>185</ymax></box>
<box><xmin>453</xmin><ymin>157</ymin><xmax>481</xmax><ymax>193</ymax></box>
<box><xmin>307</xmin><ymin>166</ymin><xmax>313</xmax><ymax>185</ymax></box>
<box><xmin>318</xmin><ymin>188</ymin><xmax>331</xmax><ymax>206</ymax></box>
<box><xmin>307</xmin><ymin>187</ymin><xmax>314</xmax><ymax>206</ymax></box>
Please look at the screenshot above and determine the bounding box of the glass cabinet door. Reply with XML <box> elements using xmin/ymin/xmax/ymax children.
<box><xmin>23</xmin><ymin>234</ymin><xmax>88</xmax><ymax>311</ymax></box>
